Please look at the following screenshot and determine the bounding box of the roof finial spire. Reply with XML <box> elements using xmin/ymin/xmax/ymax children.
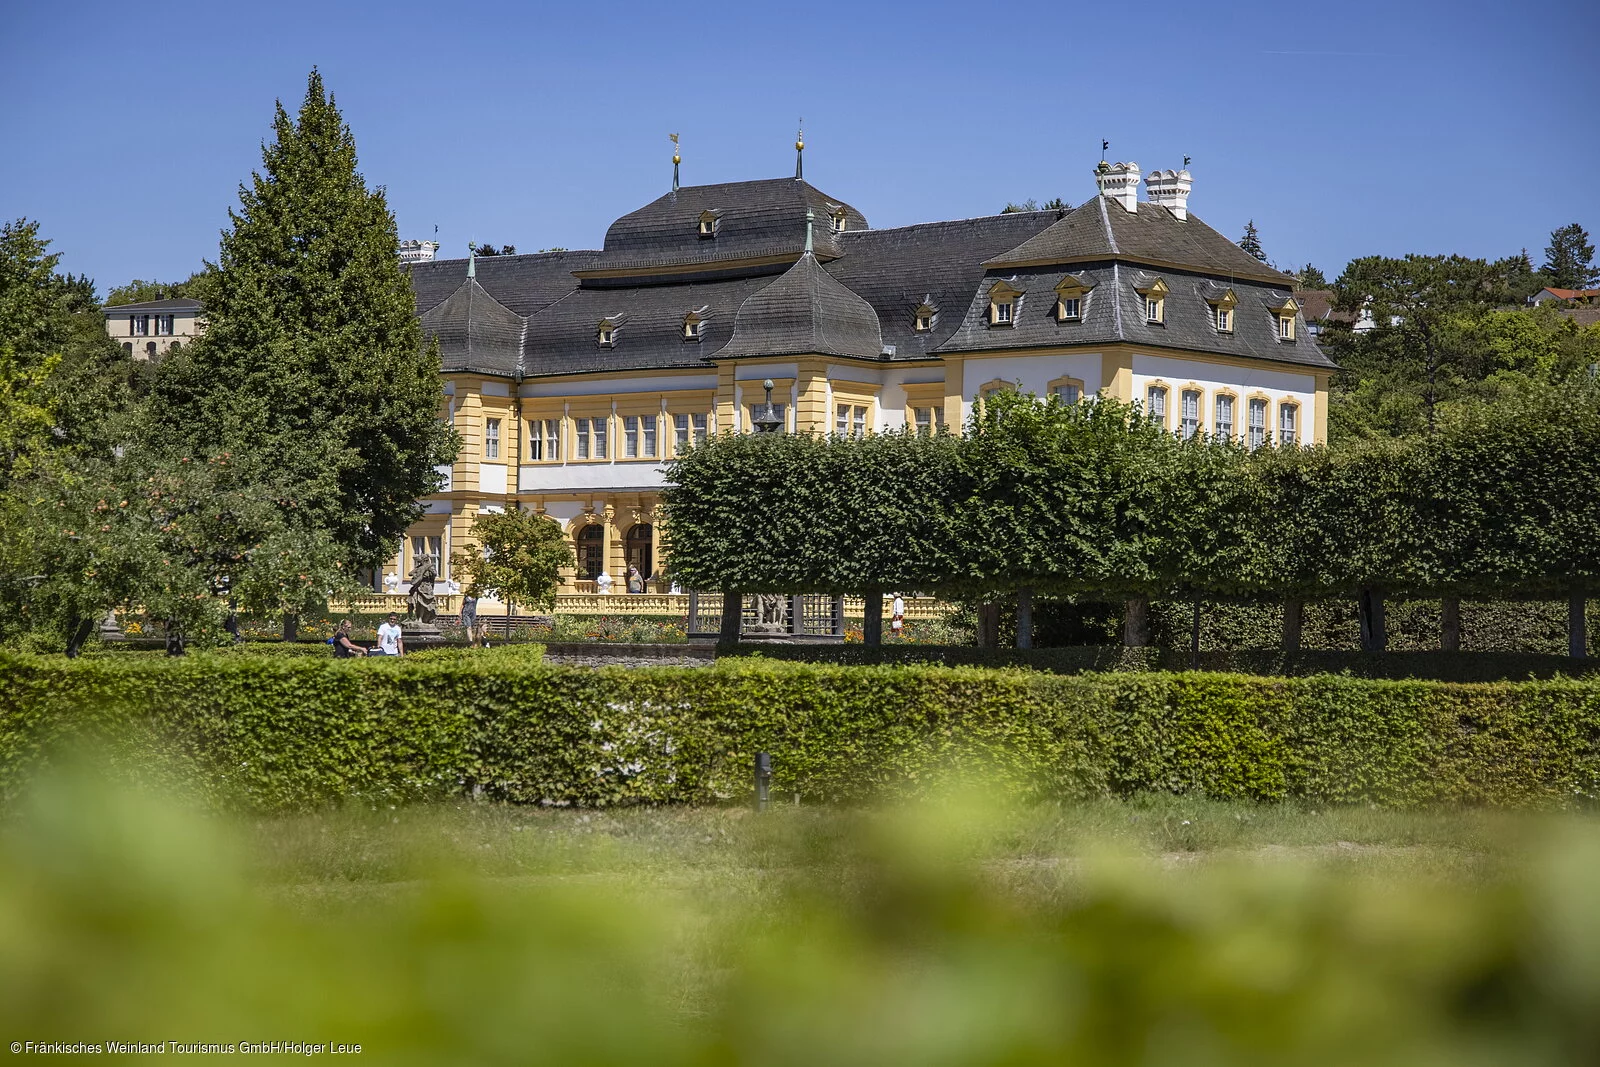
<box><xmin>670</xmin><ymin>133</ymin><xmax>681</xmax><ymax>192</ymax></box>
<box><xmin>795</xmin><ymin>119</ymin><xmax>804</xmax><ymax>181</ymax></box>
<box><xmin>804</xmin><ymin>208</ymin><xmax>814</xmax><ymax>254</ymax></box>
<box><xmin>467</xmin><ymin>245</ymin><xmax>476</xmax><ymax>279</ymax></box>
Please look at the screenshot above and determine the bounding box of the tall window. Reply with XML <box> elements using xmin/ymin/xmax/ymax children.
<box><xmin>1214</xmin><ymin>395</ymin><xmax>1235</xmax><ymax>438</ymax></box>
<box><xmin>673</xmin><ymin>412</ymin><xmax>709</xmax><ymax>451</ymax></box>
<box><xmin>1211</xmin><ymin>306</ymin><xmax>1232</xmax><ymax>332</ymax></box>
<box><xmin>1144</xmin><ymin>297</ymin><xmax>1161</xmax><ymax>322</ymax></box>
<box><xmin>130</xmin><ymin>315</ymin><xmax>149</xmax><ymax>336</ymax></box>
<box><xmin>642</xmin><ymin>414</ymin><xmax>657</xmax><ymax>456</ymax></box>
<box><xmin>484</xmin><ymin>418</ymin><xmax>501</xmax><ymax>459</ymax></box>
<box><xmin>836</xmin><ymin>403</ymin><xmax>867</xmax><ymax>438</ymax></box>
<box><xmin>530</xmin><ymin>419</ymin><xmax>560</xmax><ymax>461</ymax></box>
<box><xmin>1279</xmin><ymin>403</ymin><xmax>1298</xmax><ymax>444</ymax></box>
<box><xmin>913</xmin><ymin>406</ymin><xmax>945</xmax><ymax>434</ymax></box>
<box><xmin>410</xmin><ymin>535</ymin><xmax>443</xmax><ymax>578</ymax></box>
<box><xmin>575</xmin><ymin>417</ymin><xmax>608</xmax><ymax>459</ymax></box>
<box><xmin>1146</xmin><ymin>385</ymin><xmax>1167</xmax><ymax>425</ymax></box>
<box><xmin>154</xmin><ymin>315</ymin><xmax>173</xmax><ymax>336</ymax></box>
<box><xmin>576</xmin><ymin>525</ymin><xmax>604</xmax><ymax>579</ymax></box>
<box><xmin>1054</xmin><ymin>383</ymin><xmax>1082</xmax><ymax>405</ymax></box>
<box><xmin>624</xmin><ymin>415</ymin><xmax>639</xmax><ymax>458</ymax></box>
<box><xmin>1180</xmin><ymin>390</ymin><xmax>1200</xmax><ymax>439</ymax></box>
<box><xmin>1276</xmin><ymin>314</ymin><xmax>1296</xmax><ymax>341</ymax></box>
<box><xmin>1248</xmin><ymin>399</ymin><xmax>1268</xmax><ymax>449</ymax></box>
<box><xmin>992</xmin><ymin>300</ymin><xmax>1013</xmax><ymax>325</ymax></box>
<box><xmin>593</xmin><ymin>416</ymin><xmax>608</xmax><ymax>458</ymax></box>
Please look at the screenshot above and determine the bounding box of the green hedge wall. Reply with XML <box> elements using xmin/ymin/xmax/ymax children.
<box><xmin>5</xmin><ymin>653</ymin><xmax>1600</xmax><ymax>811</ymax></box>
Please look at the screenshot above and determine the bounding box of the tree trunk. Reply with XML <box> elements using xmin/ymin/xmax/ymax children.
<box><xmin>64</xmin><ymin>616</ymin><xmax>95</xmax><ymax>659</ymax></box>
<box><xmin>1570</xmin><ymin>590</ymin><xmax>1587</xmax><ymax>659</ymax></box>
<box><xmin>1190</xmin><ymin>598</ymin><xmax>1202</xmax><ymax>669</ymax></box>
<box><xmin>976</xmin><ymin>602</ymin><xmax>1001</xmax><ymax>649</ymax></box>
<box><xmin>283</xmin><ymin>613</ymin><xmax>298</xmax><ymax>642</ymax></box>
<box><xmin>224</xmin><ymin>599</ymin><xmax>241</xmax><ymax>644</ymax></box>
<box><xmin>863</xmin><ymin>589</ymin><xmax>883</xmax><ymax>647</ymax></box>
<box><xmin>1282</xmin><ymin>599</ymin><xmax>1304</xmax><ymax>654</ymax></box>
<box><xmin>719</xmin><ymin>590</ymin><xmax>741</xmax><ymax>646</ymax></box>
<box><xmin>1357</xmin><ymin>589</ymin><xmax>1387</xmax><ymax>653</ymax></box>
<box><xmin>1123</xmin><ymin>597</ymin><xmax>1151</xmax><ymax>647</ymax></box>
<box><xmin>1016</xmin><ymin>587</ymin><xmax>1034</xmax><ymax>650</ymax></box>
<box><xmin>1440</xmin><ymin>596</ymin><xmax>1461</xmax><ymax>652</ymax></box>
<box><xmin>164</xmin><ymin>618</ymin><xmax>185</xmax><ymax>657</ymax></box>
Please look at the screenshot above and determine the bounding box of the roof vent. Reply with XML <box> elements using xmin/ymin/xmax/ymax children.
<box><xmin>1144</xmin><ymin>168</ymin><xmax>1193</xmax><ymax>221</ymax></box>
<box><xmin>881</xmin><ymin>344</ymin><xmax>897</xmax><ymax>357</ymax></box>
<box><xmin>1094</xmin><ymin>161</ymin><xmax>1140</xmax><ymax>213</ymax></box>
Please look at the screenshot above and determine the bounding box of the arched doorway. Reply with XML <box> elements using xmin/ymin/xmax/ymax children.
<box><xmin>625</xmin><ymin>524</ymin><xmax>652</xmax><ymax>588</ymax></box>
<box><xmin>576</xmin><ymin>524</ymin><xmax>605</xmax><ymax>580</ymax></box>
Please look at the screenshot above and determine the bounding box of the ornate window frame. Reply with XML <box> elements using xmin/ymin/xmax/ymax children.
<box><xmin>1046</xmin><ymin>374</ymin><xmax>1085</xmax><ymax>406</ymax></box>
<box><xmin>987</xmin><ymin>281</ymin><xmax>1022</xmax><ymax>328</ymax></box>
<box><xmin>1136</xmin><ymin>277</ymin><xmax>1170</xmax><ymax>325</ymax></box>
<box><xmin>1054</xmin><ymin>275</ymin><xmax>1092</xmax><ymax>322</ymax></box>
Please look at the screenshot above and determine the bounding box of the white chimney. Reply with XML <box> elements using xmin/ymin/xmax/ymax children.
<box><xmin>1144</xmin><ymin>168</ymin><xmax>1193</xmax><ymax>221</ymax></box>
<box><xmin>1094</xmin><ymin>161</ymin><xmax>1140</xmax><ymax>213</ymax></box>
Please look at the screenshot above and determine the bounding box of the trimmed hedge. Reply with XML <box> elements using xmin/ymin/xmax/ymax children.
<box><xmin>5</xmin><ymin>653</ymin><xmax>1600</xmax><ymax>811</ymax></box>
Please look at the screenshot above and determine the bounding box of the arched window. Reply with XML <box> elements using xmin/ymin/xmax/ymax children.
<box><xmin>122</xmin><ymin>342</ymin><xmax>133</xmax><ymax>356</ymax></box>
<box><xmin>625</xmin><ymin>524</ymin><xmax>653</xmax><ymax>585</ymax></box>
<box><xmin>145</xmin><ymin>341</ymin><xmax>157</xmax><ymax>358</ymax></box>
<box><xmin>576</xmin><ymin>524</ymin><xmax>605</xmax><ymax>580</ymax></box>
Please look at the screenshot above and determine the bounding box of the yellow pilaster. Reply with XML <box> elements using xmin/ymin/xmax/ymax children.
<box><xmin>795</xmin><ymin>358</ymin><xmax>829</xmax><ymax>434</ymax></box>
<box><xmin>942</xmin><ymin>356</ymin><xmax>965</xmax><ymax>435</ymax></box>
<box><xmin>603</xmin><ymin>504</ymin><xmax>623</xmax><ymax>581</ymax></box>
<box><xmin>1104</xmin><ymin>349</ymin><xmax>1134</xmax><ymax>402</ymax></box>
<box><xmin>715</xmin><ymin>362</ymin><xmax>737</xmax><ymax>432</ymax></box>
<box><xmin>1313</xmin><ymin>371</ymin><xmax>1330</xmax><ymax>445</ymax></box>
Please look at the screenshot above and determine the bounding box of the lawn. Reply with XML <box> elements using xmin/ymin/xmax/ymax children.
<box><xmin>6</xmin><ymin>770</ymin><xmax>1597</xmax><ymax>1064</ymax></box>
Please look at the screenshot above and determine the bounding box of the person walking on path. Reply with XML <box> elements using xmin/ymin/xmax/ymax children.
<box><xmin>332</xmin><ymin>619</ymin><xmax>367</xmax><ymax>658</ymax></box>
<box><xmin>460</xmin><ymin>594</ymin><xmax>480</xmax><ymax>646</ymax></box>
<box><xmin>375</xmin><ymin>612</ymin><xmax>404</xmax><ymax>657</ymax></box>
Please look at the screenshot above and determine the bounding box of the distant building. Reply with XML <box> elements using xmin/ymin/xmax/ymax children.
<box><xmin>1529</xmin><ymin>286</ymin><xmax>1600</xmax><ymax>305</ymax></box>
<box><xmin>399</xmin><ymin>240</ymin><xmax>440</xmax><ymax>264</ymax></box>
<box><xmin>101</xmin><ymin>297</ymin><xmax>204</xmax><ymax>361</ymax></box>
<box><xmin>1295</xmin><ymin>289</ymin><xmax>1376</xmax><ymax>336</ymax></box>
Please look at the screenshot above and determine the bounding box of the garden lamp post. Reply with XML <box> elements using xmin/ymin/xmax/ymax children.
<box><xmin>753</xmin><ymin>378</ymin><xmax>782</xmax><ymax>434</ymax></box>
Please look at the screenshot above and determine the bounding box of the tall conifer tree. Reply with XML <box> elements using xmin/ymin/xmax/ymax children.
<box><xmin>1238</xmin><ymin>221</ymin><xmax>1267</xmax><ymax>262</ymax></box>
<box><xmin>1541</xmin><ymin>223</ymin><xmax>1597</xmax><ymax>290</ymax></box>
<box><xmin>153</xmin><ymin>69</ymin><xmax>454</xmax><ymax>570</ymax></box>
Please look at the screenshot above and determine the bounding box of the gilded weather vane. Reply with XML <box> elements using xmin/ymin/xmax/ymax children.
<box><xmin>795</xmin><ymin>119</ymin><xmax>805</xmax><ymax>180</ymax></box>
<box><xmin>670</xmin><ymin>133</ymin><xmax>680</xmax><ymax>192</ymax></box>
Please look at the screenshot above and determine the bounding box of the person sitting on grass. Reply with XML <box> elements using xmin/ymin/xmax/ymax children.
<box><xmin>331</xmin><ymin>619</ymin><xmax>367</xmax><ymax>658</ymax></box>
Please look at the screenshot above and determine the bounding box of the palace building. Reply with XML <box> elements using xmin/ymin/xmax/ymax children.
<box><xmin>390</xmin><ymin>155</ymin><xmax>1333</xmax><ymax>596</ymax></box>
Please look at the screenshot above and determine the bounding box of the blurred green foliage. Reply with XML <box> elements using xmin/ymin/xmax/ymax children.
<box><xmin>4</xmin><ymin>654</ymin><xmax>1600</xmax><ymax>811</ymax></box>
<box><xmin>3</xmin><ymin>767</ymin><xmax>1600</xmax><ymax>1064</ymax></box>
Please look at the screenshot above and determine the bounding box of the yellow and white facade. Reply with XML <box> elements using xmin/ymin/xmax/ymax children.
<box><xmin>385</xmin><ymin>162</ymin><xmax>1333</xmax><ymax>600</ymax></box>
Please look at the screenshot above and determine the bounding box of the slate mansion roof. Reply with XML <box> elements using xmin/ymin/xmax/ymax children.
<box><xmin>410</xmin><ymin>173</ymin><xmax>1333</xmax><ymax>380</ymax></box>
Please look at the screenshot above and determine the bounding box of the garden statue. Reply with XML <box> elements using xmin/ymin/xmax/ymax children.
<box><xmin>407</xmin><ymin>555</ymin><xmax>438</xmax><ymax>625</ymax></box>
<box><xmin>748</xmin><ymin>593</ymin><xmax>788</xmax><ymax>634</ymax></box>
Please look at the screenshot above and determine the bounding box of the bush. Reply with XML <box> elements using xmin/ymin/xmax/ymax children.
<box><xmin>4</xmin><ymin>653</ymin><xmax>1600</xmax><ymax>811</ymax></box>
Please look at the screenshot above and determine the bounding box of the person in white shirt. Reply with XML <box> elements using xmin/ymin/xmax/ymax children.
<box><xmin>891</xmin><ymin>594</ymin><xmax>905</xmax><ymax>637</ymax></box>
<box><xmin>375</xmin><ymin>613</ymin><xmax>404</xmax><ymax>657</ymax></box>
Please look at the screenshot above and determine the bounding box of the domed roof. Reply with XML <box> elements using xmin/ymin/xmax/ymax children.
<box><xmin>420</xmin><ymin>275</ymin><xmax>524</xmax><ymax>376</ymax></box>
<box><xmin>714</xmin><ymin>251</ymin><xmax>883</xmax><ymax>360</ymax></box>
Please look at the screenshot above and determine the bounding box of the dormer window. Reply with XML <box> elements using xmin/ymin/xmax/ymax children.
<box><xmin>912</xmin><ymin>299</ymin><xmax>937</xmax><ymax>333</ymax></box>
<box><xmin>1136</xmin><ymin>278</ymin><xmax>1169</xmax><ymax>325</ymax></box>
<box><xmin>697</xmin><ymin>210</ymin><xmax>720</xmax><ymax>239</ymax></box>
<box><xmin>598</xmin><ymin>320</ymin><xmax>617</xmax><ymax>347</ymax></box>
<box><xmin>683</xmin><ymin>309</ymin><xmax>707</xmax><ymax>341</ymax></box>
<box><xmin>1054</xmin><ymin>275</ymin><xmax>1092</xmax><ymax>322</ymax></box>
<box><xmin>987</xmin><ymin>281</ymin><xmax>1022</xmax><ymax>328</ymax></box>
<box><xmin>830</xmin><ymin>207</ymin><xmax>847</xmax><ymax>234</ymax></box>
<box><xmin>1206</xmin><ymin>288</ymin><xmax>1238</xmax><ymax>333</ymax></box>
<box><xmin>1268</xmin><ymin>295</ymin><xmax>1300</xmax><ymax>342</ymax></box>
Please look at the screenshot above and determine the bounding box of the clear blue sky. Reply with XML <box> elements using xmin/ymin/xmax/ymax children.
<box><xmin>4</xmin><ymin>0</ymin><xmax>1596</xmax><ymax>295</ymax></box>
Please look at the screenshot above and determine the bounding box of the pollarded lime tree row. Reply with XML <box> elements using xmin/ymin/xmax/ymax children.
<box><xmin>662</xmin><ymin>387</ymin><xmax>1600</xmax><ymax>654</ymax></box>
